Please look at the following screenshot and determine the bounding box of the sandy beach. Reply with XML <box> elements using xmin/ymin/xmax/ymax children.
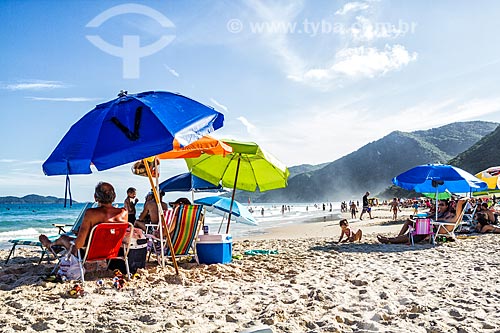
<box><xmin>0</xmin><ymin>206</ymin><xmax>499</xmax><ymax>333</ymax></box>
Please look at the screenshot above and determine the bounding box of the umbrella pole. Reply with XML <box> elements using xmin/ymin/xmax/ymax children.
<box><xmin>226</xmin><ymin>155</ymin><xmax>241</xmax><ymax>234</ymax></box>
<box><xmin>144</xmin><ymin>159</ymin><xmax>179</xmax><ymax>275</ymax></box>
<box><xmin>435</xmin><ymin>186</ymin><xmax>438</xmax><ymax>222</ymax></box>
<box><xmin>154</xmin><ymin>158</ymin><xmax>164</xmax><ymax>268</ymax></box>
<box><xmin>218</xmin><ymin>213</ymin><xmax>226</xmax><ymax>233</ymax></box>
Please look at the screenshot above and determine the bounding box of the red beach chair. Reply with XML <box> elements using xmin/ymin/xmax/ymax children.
<box><xmin>77</xmin><ymin>222</ymin><xmax>133</xmax><ymax>282</ymax></box>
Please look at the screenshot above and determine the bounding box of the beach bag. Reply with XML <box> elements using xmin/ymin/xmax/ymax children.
<box><xmin>57</xmin><ymin>252</ymin><xmax>83</xmax><ymax>280</ymax></box>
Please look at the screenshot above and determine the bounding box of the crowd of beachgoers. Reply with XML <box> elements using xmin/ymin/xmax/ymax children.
<box><xmin>1</xmin><ymin>195</ymin><xmax>499</xmax><ymax>332</ymax></box>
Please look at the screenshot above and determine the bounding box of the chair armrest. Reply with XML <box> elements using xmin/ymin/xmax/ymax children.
<box><xmin>52</xmin><ymin>223</ymin><xmax>73</xmax><ymax>234</ymax></box>
<box><xmin>431</xmin><ymin>221</ymin><xmax>456</xmax><ymax>226</ymax></box>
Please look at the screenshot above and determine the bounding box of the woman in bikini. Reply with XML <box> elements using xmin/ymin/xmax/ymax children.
<box><xmin>337</xmin><ymin>219</ymin><xmax>362</xmax><ymax>243</ymax></box>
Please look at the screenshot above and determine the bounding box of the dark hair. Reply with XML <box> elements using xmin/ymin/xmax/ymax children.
<box><xmin>481</xmin><ymin>202</ymin><xmax>488</xmax><ymax>208</ymax></box>
<box><xmin>94</xmin><ymin>182</ymin><xmax>116</xmax><ymax>204</ymax></box>
<box><xmin>127</xmin><ymin>187</ymin><xmax>136</xmax><ymax>194</ymax></box>
<box><xmin>339</xmin><ymin>219</ymin><xmax>348</xmax><ymax>227</ymax></box>
<box><xmin>477</xmin><ymin>214</ymin><xmax>489</xmax><ymax>227</ymax></box>
<box><xmin>170</xmin><ymin>197</ymin><xmax>191</xmax><ymax>206</ymax></box>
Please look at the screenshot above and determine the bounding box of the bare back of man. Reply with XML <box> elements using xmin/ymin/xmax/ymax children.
<box><xmin>40</xmin><ymin>182</ymin><xmax>127</xmax><ymax>255</ymax></box>
<box><xmin>135</xmin><ymin>199</ymin><xmax>169</xmax><ymax>232</ymax></box>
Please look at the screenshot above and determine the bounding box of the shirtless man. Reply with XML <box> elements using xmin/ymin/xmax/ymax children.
<box><xmin>359</xmin><ymin>191</ymin><xmax>373</xmax><ymax>220</ymax></box>
<box><xmin>134</xmin><ymin>191</ymin><xmax>169</xmax><ymax>232</ymax></box>
<box><xmin>39</xmin><ymin>182</ymin><xmax>127</xmax><ymax>255</ymax></box>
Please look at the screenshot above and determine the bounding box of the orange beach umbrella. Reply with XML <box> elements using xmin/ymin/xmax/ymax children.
<box><xmin>157</xmin><ymin>135</ymin><xmax>232</xmax><ymax>159</ymax></box>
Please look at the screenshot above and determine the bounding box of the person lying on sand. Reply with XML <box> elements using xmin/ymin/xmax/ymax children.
<box><xmin>39</xmin><ymin>182</ymin><xmax>127</xmax><ymax>255</ymax></box>
<box><xmin>337</xmin><ymin>219</ymin><xmax>362</xmax><ymax>243</ymax></box>
<box><xmin>377</xmin><ymin>199</ymin><xmax>466</xmax><ymax>244</ymax></box>
<box><xmin>476</xmin><ymin>215</ymin><xmax>500</xmax><ymax>234</ymax></box>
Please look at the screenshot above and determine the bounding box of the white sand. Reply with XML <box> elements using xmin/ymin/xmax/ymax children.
<box><xmin>0</xmin><ymin>207</ymin><xmax>499</xmax><ymax>332</ymax></box>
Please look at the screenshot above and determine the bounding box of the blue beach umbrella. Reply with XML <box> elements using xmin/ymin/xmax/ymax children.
<box><xmin>159</xmin><ymin>172</ymin><xmax>223</xmax><ymax>193</ymax></box>
<box><xmin>159</xmin><ymin>172</ymin><xmax>224</xmax><ymax>202</ymax></box>
<box><xmin>194</xmin><ymin>196</ymin><xmax>258</xmax><ymax>226</ymax></box>
<box><xmin>43</xmin><ymin>91</ymin><xmax>224</xmax><ymax>176</ymax></box>
<box><xmin>392</xmin><ymin>163</ymin><xmax>487</xmax><ymax>220</ymax></box>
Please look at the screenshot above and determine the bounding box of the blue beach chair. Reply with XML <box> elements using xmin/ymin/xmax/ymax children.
<box><xmin>5</xmin><ymin>202</ymin><xmax>93</xmax><ymax>264</ymax></box>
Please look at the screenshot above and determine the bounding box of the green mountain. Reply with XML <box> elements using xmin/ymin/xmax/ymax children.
<box><xmin>239</xmin><ymin>121</ymin><xmax>497</xmax><ymax>203</ymax></box>
<box><xmin>288</xmin><ymin>162</ymin><xmax>329</xmax><ymax>178</ymax></box>
<box><xmin>0</xmin><ymin>195</ymin><xmax>76</xmax><ymax>204</ymax></box>
<box><xmin>449</xmin><ymin>124</ymin><xmax>500</xmax><ymax>174</ymax></box>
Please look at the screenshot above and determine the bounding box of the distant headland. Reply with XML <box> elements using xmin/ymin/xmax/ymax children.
<box><xmin>0</xmin><ymin>195</ymin><xmax>78</xmax><ymax>204</ymax></box>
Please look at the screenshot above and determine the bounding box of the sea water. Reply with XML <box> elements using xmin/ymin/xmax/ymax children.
<box><xmin>0</xmin><ymin>202</ymin><xmax>342</xmax><ymax>250</ymax></box>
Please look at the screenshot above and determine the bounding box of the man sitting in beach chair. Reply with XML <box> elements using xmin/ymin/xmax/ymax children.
<box><xmin>377</xmin><ymin>199</ymin><xmax>466</xmax><ymax>244</ymax></box>
<box><xmin>39</xmin><ymin>182</ymin><xmax>127</xmax><ymax>255</ymax></box>
<box><xmin>5</xmin><ymin>202</ymin><xmax>94</xmax><ymax>264</ymax></box>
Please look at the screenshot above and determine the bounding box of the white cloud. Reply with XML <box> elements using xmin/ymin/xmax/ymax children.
<box><xmin>236</xmin><ymin>116</ymin><xmax>257</xmax><ymax>134</ymax></box>
<box><xmin>335</xmin><ymin>2</ymin><xmax>370</xmax><ymax>16</ymax></box>
<box><xmin>293</xmin><ymin>44</ymin><xmax>417</xmax><ymax>83</ymax></box>
<box><xmin>0</xmin><ymin>159</ymin><xmax>17</xmax><ymax>163</ymax></box>
<box><xmin>332</xmin><ymin>44</ymin><xmax>417</xmax><ymax>77</ymax></box>
<box><xmin>26</xmin><ymin>97</ymin><xmax>101</xmax><ymax>102</ymax></box>
<box><xmin>210</xmin><ymin>98</ymin><xmax>228</xmax><ymax>112</ymax></box>
<box><xmin>3</xmin><ymin>80</ymin><xmax>65</xmax><ymax>90</ymax></box>
<box><xmin>164</xmin><ymin>64</ymin><xmax>180</xmax><ymax>77</ymax></box>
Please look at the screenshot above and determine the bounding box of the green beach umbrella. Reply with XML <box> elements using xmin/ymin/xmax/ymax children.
<box><xmin>422</xmin><ymin>190</ymin><xmax>452</xmax><ymax>200</ymax></box>
<box><xmin>185</xmin><ymin>139</ymin><xmax>289</xmax><ymax>232</ymax></box>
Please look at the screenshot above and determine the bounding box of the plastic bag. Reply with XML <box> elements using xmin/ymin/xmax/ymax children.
<box><xmin>57</xmin><ymin>252</ymin><xmax>83</xmax><ymax>281</ymax></box>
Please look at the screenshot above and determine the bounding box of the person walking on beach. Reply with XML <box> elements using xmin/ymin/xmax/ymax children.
<box><xmin>124</xmin><ymin>187</ymin><xmax>139</xmax><ymax>223</ymax></box>
<box><xmin>337</xmin><ymin>219</ymin><xmax>362</xmax><ymax>243</ymax></box>
<box><xmin>39</xmin><ymin>182</ymin><xmax>127</xmax><ymax>255</ymax></box>
<box><xmin>389</xmin><ymin>198</ymin><xmax>400</xmax><ymax>220</ymax></box>
<box><xmin>350</xmin><ymin>201</ymin><xmax>357</xmax><ymax>219</ymax></box>
<box><xmin>359</xmin><ymin>191</ymin><xmax>373</xmax><ymax>220</ymax></box>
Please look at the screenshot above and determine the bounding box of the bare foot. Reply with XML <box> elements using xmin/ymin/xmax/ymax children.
<box><xmin>39</xmin><ymin>234</ymin><xmax>59</xmax><ymax>257</ymax></box>
<box><xmin>39</xmin><ymin>234</ymin><xmax>52</xmax><ymax>248</ymax></box>
<box><xmin>377</xmin><ymin>235</ymin><xmax>389</xmax><ymax>244</ymax></box>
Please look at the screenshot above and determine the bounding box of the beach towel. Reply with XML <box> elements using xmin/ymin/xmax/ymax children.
<box><xmin>244</xmin><ymin>249</ymin><xmax>278</xmax><ymax>256</ymax></box>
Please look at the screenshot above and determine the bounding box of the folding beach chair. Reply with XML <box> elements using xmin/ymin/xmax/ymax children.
<box><xmin>408</xmin><ymin>217</ymin><xmax>434</xmax><ymax>246</ymax></box>
<box><xmin>432</xmin><ymin>207</ymin><xmax>466</xmax><ymax>243</ymax></box>
<box><xmin>148</xmin><ymin>204</ymin><xmax>204</xmax><ymax>264</ymax></box>
<box><xmin>5</xmin><ymin>202</ymin><xmax>94</xmax><ymax>264</ymax></box>
<box><xmin>76</xmin><ymin>222</ymin><xmax>133</xmax><ymax>282</ymax></box>
<box><xmin>455</xmin><ymin>204</ymin><xmax>478</xmax><ymax>234</ymax></box>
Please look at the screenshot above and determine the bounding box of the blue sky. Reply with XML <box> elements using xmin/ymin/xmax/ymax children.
<box><xmin>1</xmin><ymin>0</ymin><xmax>500</xmax><ymax>202</ymax></box>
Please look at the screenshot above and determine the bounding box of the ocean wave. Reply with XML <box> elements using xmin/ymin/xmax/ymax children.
<box><xmin>0</xmin><ymin>227</ymin><xmax>58</xmax><ymax>249</ymax></box>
